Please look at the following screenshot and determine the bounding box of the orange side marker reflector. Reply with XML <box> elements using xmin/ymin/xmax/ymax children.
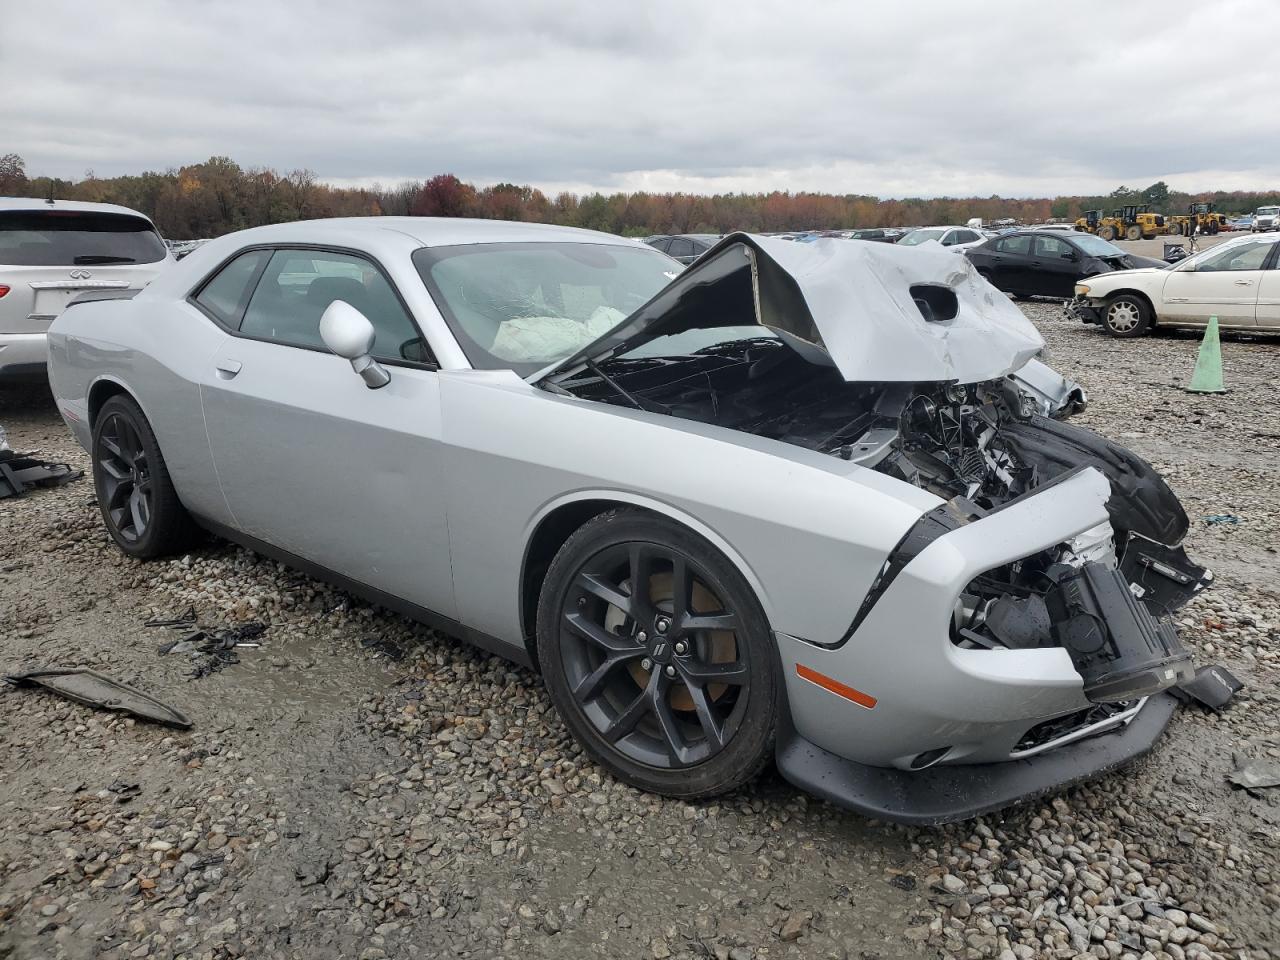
<box><xmin>796</xmin><ymin>663</ymin><xmax>877</xmax><ymax>710</ymax></box>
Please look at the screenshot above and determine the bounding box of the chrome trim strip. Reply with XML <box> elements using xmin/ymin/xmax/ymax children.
<box><xmin>1009</xmin><ymin>697</ymin><xmax>1148</xmax><ymax>760</ymax></box>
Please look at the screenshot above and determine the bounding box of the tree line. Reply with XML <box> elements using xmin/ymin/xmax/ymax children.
<box><xmin>2</xmin><ymin>154</ymin><xmax>1277</xmax><ymax>240</ymax></box>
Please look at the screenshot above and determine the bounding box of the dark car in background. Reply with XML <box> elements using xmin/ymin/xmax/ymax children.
<box><xmin>965</xmin><ymin>229</ymin><xmax>1167</xmax><ymax>300</ymax></box>
<box><xmin>843</xmin><ymin>228</ymin><xmax>906</xmax><ymax>243</ymax></box>
<box><xmin>643</xmin><ymin>234</ymin><xmax>721</xmax><ymax>264</ymax></box>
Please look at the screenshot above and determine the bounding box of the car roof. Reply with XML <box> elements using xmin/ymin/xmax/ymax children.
<box><xmin>207</xmin><ymin>216</ymin><xmax>638</xmax><ymax>251</ymax></box>
<box><xmin>0</xmin><ymin>196</ymin><xmax>157</xmax><ymax>220</ymax></box>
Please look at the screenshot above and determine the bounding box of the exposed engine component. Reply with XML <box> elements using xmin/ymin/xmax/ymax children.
<box><xmin>559</xmin><ymin>338</ymin><xmax>1210</xmax><ymax>702</ymax></box>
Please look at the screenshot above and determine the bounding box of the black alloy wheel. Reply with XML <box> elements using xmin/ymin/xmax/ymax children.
<box><xmin>96</xmin><ymin>411</ymin><xmax>153</xmax><ymax>544</ymax></box>
<box><xmin>537</xmin><ymin>511</ymin><xmax>775</xmax><ymax>799</ymax></box>
<box><xmin>91</xmin><ymin>394</ymin><xmax>199</xmax><ymax>558</ymax></box>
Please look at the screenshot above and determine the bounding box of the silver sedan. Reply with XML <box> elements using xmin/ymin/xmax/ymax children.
<box><xmin>47</xmin><ymin>219</ymin><xmax>1209</xmax><ymax>823</ymax></box>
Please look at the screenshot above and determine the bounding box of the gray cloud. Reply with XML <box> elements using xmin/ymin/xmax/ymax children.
<box><xmin>3</xmin><ymin>0</ymin><xmax>1277</xmax><ymax>197</ymax></box>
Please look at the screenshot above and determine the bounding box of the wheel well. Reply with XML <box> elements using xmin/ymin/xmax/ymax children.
<box><xmin>519</xmin><ymin>499</ymin><xmax>648</xmax><ymax>668</ymax></box>
<box><xmin>87</xmin><ymin>380</ymin><xmax>130</xmax><ymax>426</ymax></box>
<box><xmin>1104</xmin><ymin>289</ymin><xmax>1156</xmax><ymax>320</ymax></box>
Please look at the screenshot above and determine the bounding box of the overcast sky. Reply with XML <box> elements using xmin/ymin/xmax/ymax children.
<box><xmin>4</xmin><ymin>0</ymin><xmax>1276</xmax><ymax>198</ymax></box>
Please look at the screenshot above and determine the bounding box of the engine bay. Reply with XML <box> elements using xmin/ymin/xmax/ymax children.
<box><xmin>555</xmin><ymin>338</ymin><xmax>1211</xmax><ymax>702</ymax></box>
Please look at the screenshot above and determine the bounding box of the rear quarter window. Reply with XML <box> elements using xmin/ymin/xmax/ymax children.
<box><xmin>0</xmin><ymin>210</ymin><xmax>168</xmax><ymax>266</ymax></box>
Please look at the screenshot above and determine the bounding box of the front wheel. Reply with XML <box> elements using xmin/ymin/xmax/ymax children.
<box><xmin>536</xmin><ymin>510</ymin><xmax>776</xmax><ymax>800</ymax></box>
<box><xmin>1101</xmin><ymin>293</ymin><xmax>1152</xmax><ymax>338</ymax></box>
<box><xmin>92</xmin><ymin>395</ymin><xmax>200</xmax><ymax>558</ymax></box>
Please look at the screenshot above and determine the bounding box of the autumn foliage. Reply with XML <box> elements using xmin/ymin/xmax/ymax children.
<box><xmin>2</xmin><ymin>154</ymin><xmax>1276</xmax><ymax>240</ymax></box>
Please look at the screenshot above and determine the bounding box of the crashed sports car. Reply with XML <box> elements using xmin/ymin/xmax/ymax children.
<box><xmin>46</xmin><ymin>219</ymin><xmax>1211</xmax><ymax>824</ymax></box>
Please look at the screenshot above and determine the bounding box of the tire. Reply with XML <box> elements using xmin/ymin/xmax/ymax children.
<box><xmin>91</xmin><ymin>394</ymin><xmax>200</xmax><ymax>558</ymax></box>
<box><xmin>536</xmin><ymin>509</ymin><xmax>776</xmax><ymax>800</ymax></box>
<box><xmin>1099</xmin><ymin>225</ymin><xmax>1117</xmax><ymax>241</ymax></box>
<box><xmin>1125</xmin><ymin>225</ymin><xmax>1142</xmax><ymax>241</ymax></box>
<box><xmin>1169</xmin><ymin>222</ymin><xmax>1182</xmax><ymax>236</ymax></box>
<box><xmin>1101</xmin><ymin>293</ymin><xmax>1152</xmax><ymax>338</ymax></box>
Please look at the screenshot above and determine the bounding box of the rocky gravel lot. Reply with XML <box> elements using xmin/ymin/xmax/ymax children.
<box><xmin>2</xmin><ymin>303</ymin><xmax>1278</xmax><ymax>960</ymax></box>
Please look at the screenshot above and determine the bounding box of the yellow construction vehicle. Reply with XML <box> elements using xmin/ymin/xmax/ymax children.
<box><xmin>1168</xmin><ymin>202</ymin><xmax>1227</xmax><ymax>236</ymax></box>
<box><xmin>1075</xmin><ymin>205</ymin><xmax>1166</xmax><ymax>241</ymax></box>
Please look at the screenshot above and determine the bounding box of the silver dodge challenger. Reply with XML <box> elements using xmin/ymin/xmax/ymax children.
<box><xmin>46</xmin><ymin>218</ymin><xmax>1210</xmax><ymax>824</ymax></box>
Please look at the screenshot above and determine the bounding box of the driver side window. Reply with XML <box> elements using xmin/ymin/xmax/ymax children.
<box><xmin>239</xmin><ymin>249</ymin><xmax>434</xmax><ymax>364</ymax></box>
<box><xmin>1195</xmin><ymin>241</ymin><xmax>1273</xmax><ymax>273</ymax></box>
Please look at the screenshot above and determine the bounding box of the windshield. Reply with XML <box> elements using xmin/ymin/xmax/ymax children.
<box><xmin>0</xmin><ymin>211</ymin><xmax>167</xmax><ymax>266</ymax></box>
<box><xmin>1257</xmin><ymin>207</ymin><xmax>1279</xmax><ymax>216</ymax></box>
<box><xmin>413</xmin><ymin>241</ymin><xmax>681</xmax><ymax>375</ymax></box>
<box><xmin>898</xmin><ymin>228</ymin><xmax>946</xmax><ymax>246</ymax></box>
<box><xmin>1071</xmin><ymin>234</ymin><xmax>1126</xmax><ymax>257</ymax></box>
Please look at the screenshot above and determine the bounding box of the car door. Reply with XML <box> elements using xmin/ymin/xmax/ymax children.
<box><xmin>987</xmin><ymin>234</ymin><xmax>1033</xmax><ymax>292</ymax></box>
<box><xmin>1253</xmin><ymin>242</ymin><xmax>1280</xmax><ymax>329</ymax></box>
<box><xmin>1030</xmin><ymin>234</ymin><xmax>1081</xmax><ymax>298</ymax></box>
<box><xmin>197</xmin><ymin>246</ymin><xmax>458</xmax><ymax>619</ymax></box>
<box><xmin>1159</xmin><ymin>238</ymin><xmax>1271</xmax><ymax>326</ymax></box>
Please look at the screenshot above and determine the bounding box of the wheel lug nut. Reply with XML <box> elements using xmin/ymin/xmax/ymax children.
<box><xmin>641</xmin><ymin>658</ymin><xmax>653</xmax><ymax>671</ymax></box>
<box><xmin>664</xmin><ymin>665</ymin><xmax>677</xmax><ymax>678</ymax></box>
<box><xmin>655</xmin><ymin>616</ymin><xmax>670</xmax><ymax>633</ymax></box>
<box><xmin>673</xmin><ymin>641</ymin><xmax>687</xmax><ymax>655</ymax></box>
<box><xmin>636</xmin><ymin>631</ymin><xmax>648</xmax><ymax>643</ymax></box>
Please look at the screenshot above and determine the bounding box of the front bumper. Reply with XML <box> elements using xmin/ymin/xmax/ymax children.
<box><xmin>776</xmin><ymin>693</ymin><xmax>1177</xmax><ymax>825</ymax></box>
<box><xmin>0</xmin><ymin>332</ymin><xmax>50</xmax><ymax>382</ymax></box>
<box><xmin>1068</xmin><ymin>297</ymin><xmax>1103</xmax><ymax>325</ymax></box>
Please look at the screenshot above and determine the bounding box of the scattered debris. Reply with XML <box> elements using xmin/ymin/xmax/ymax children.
<box><xmin>1227</xmin><ymin>758</ymin><xmax>1280</xmax><ymax>792</ymax></box>
<box><xmin>107</xmin><ymin>780</ymin><xmax>142</xmax><ymax>803</ymax></box>
<box><xmin>145</xmin><ymin>607</ymin><xmax>268</xmax><ymax>678</ymax></box>
<box><xmin>1202</xmin><ymin>514</ymin><xmax>1241</xmax><ymax>526</ymax></box>
<box><xmin>0</xmin><ymin>449</ymin><xmax>83</xmax><ymax>498</ymax></box>
<box><xmin>3</xmin><ymin>668</ymin><xmax>193</xmax><ymax>728</ymax></box>
<box><xmin>1170</xmin><ymin>664</ymin><xmax>1243</xmax><ymax>712</ymax></box>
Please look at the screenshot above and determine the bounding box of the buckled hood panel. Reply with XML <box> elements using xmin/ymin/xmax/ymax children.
<box><xmin>541</xmin><ymin>232</ymin><xmax>1046</xmax><ymax>385</ymax></box>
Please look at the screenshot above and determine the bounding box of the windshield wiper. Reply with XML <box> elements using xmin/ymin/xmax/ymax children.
<box><xmin>693</xmin><ymin>336</ymin><xmax>782</xmax><ymax>356</ymax></box>
<box><xmin>73</xmin><ymin>253</ymin><xmax>137</xmax><ymax>264</ymax></box>
<box><xmin>585</xmin><ymin>359</ymin><xmax>669</xmax><ymax>414</ymax></box>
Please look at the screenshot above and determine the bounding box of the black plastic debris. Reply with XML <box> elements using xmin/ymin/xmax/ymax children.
<box><xmin>3</xmin><ymin>668</ymin><xmax>193</xmax><ymax>728</ymax></box>
<box><xmin>1170</xmin><ymin>664</ymin><xmax>1243</xmax><ymax>712</ymax></box>
<box><xmin>146</xmin><ymin>608</ymin><xmax>267</xmax><ymax>679</ymax></box>
<box><xmin>0</xmin><ymin>450</ymin><xmax>84</xmax><ymax>499</ymax></box>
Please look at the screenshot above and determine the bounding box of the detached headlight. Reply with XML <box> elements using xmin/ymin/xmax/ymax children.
<box><xmin>1074</xmin><ymin>283</ymin><xmax>1091</xmax><ymax>297</ymax></box>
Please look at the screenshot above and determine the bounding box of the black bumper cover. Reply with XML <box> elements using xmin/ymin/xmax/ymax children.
<box><xmin>775</xmin><ymin>693</ymin><xmax>1178</xmax><ymax>826</ymax></box>
<box><xmin>1068</xmin><ymin>299</ymin><xmax>1102</xmax><ymax>325</ymax></box>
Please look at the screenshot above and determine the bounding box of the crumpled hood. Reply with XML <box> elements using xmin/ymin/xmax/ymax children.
<box><xmin>542</xmin><ymin>232</ymin><xmax>1045</xmax><ymax>385</ymax></box>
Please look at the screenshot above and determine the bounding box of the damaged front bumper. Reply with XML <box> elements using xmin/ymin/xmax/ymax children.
<box><xmin>1068</xmin><ymin>295</ymin><xmax>1104</xmax><ymax>325</ymax></box>
<box><xmin>772</xmin><ymin>466</ymin><xmax>1201</xmax><ymax>823</ymax></box>
<box><xmin>776</xmin><ymin>692</ymin><xmax>1177</xmax><ymax>826</ymax></box>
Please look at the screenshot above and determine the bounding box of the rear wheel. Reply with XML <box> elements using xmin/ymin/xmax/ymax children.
<box><xmin>92</xmin><ymin>395</ymin><xmax>200</xmax><ymax>558</ymax></box>
<box><xmin>1169</xmin><ymin>222</ymin><xmax>1183</xmax><ymax>236</ymax></box>
<box><xmin>536</xmin><ymin>510</ymin><xmax>776</xmax><ymax>800</ymax></box>
<box><xmin>1101</xmin><ymin>293</ymin><xmax>1152</xmax><ymax>338</ymax></box>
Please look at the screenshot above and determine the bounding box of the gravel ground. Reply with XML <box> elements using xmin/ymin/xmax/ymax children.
<box><xmin>1</xmin><ymin>305</ymin><xmax>1278</xmax><ymax>960</ymax></box>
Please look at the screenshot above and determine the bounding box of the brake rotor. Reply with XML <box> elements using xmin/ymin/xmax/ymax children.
<box><xmin>605</xmin><ymin>571</ymin><xmax>737</xmax><ymax>711</ymax></box>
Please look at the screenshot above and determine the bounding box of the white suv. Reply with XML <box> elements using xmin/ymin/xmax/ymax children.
<box><xmin>1253</xmin><ymin>205</ymin><xmax>1279</xmax><ymax>232</ymax></box>
<box><xmin>1</xmin><ymin>198</ymin><xmax>171</xmax><ymax>383</ymax></box>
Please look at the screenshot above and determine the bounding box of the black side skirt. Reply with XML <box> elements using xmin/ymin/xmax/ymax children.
<box><xmin>774</xmin><ymin>693</ymin><xmax>1178</xmax><ymax>826</ymax></box>
<box><xmin>193</xmin><ymin>517</ymin><xmax>532</xmax><ymax>670</ymax></box>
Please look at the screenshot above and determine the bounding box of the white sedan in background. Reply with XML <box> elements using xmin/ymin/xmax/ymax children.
<box><xmin>1071</xmin><ymin>234</ymin><xmax>1280</xmax><ymax>337</ymax></box>
<box><xmin>896</xmin><ymin>226</ymin><xmax>987</xmax><ymax>252</ymax></box>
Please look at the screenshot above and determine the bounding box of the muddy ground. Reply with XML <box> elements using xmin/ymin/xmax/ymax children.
<box><xmin>1</xmin><ymin>303</ymin><xmax>1278</xmax><ymax>960</ymax></box>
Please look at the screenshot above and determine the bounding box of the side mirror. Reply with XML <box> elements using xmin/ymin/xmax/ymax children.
<box><xmin>319</xmin><ymin>300</ymin><xmax>391</xmax><ymax>389</ymax></box>
<box><xmin>1061</xmin><ymin>251</ymin><xmax>1078</xmax><ymax>261</ymax></box>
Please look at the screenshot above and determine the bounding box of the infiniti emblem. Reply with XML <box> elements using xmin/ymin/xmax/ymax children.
<box><xmin>69</xmin><ymin>269</ymin><xmax>92</xmax><ymax>279</ymax></box>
